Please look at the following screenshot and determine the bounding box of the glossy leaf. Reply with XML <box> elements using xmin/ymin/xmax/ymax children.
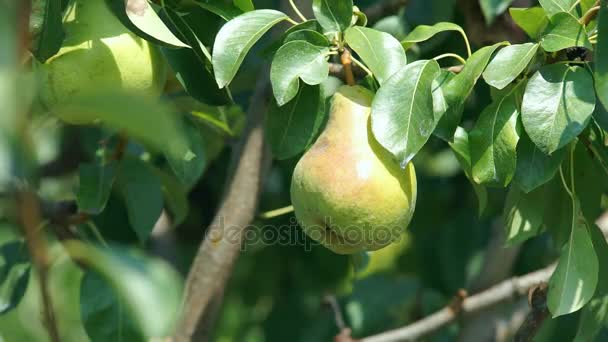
<box><xmin>284</xmin><ymin>29</ymin><xmax>330</xmax><ymax>47</ymax></box>
<box><xmin>483</xmin><ymin>43</ymin><xmax>539</xmax><ymax>90</ymax></box>
<box><xmin>514</xmin><ymin>133</ymin><xmax>567</xmax><ymax>193</ymax></box>
<box><xmin>312</xmin><ymin>0</ymin><xmax>353</xmax><ymax>33</ymax></box>
<box><xmin>195</xmin><ymin>2</ymin><xmax>243</xmax><ymax>21</ymax></box>
<box><xmin>449</xmin><ymin>127</ymin><xmax>488</xmax><ymax>216</ymax></box>
<box><xmin>470</xmin><ymin>84</ymin><xmax>522</xmax><ymax>187</ymax></box>
<box><xmin>0</xmin><ymin>240</ymin><xmax>30</xmax><ymax>315</ymax></box>
<box><xmin>30</xmin><ymin>0</ymin><xmax>65</xmax><ymax>62</ymax></box>
<box><xmin>596</xmin><ymin>0</ymin><xmax>608</xmax><ymax>110</ymax></box>
<box><xmin>503</xmin><ymin>185</ymin><xmax>546</xmax><ymax>245</ymax></box>
<box><xmin>266</xmin><ymin>84</ymin><xmax>326</xmax><ymax>160</ymax></box>
<box><xmin>540</xmin><ymin>12</ymin><xmax>592</xmax><ymax>52</ymax></box>
<box><xmin>117</xmin><ymin>158</ymin><xmax>163</xmax><ymax>243</ymax></box>
<box><xmin>435</xmin><ymin>42</ymin><xmax>507</xmax><ymax>140</ymax></box>
<box><xmin>521</xmin><ymin>64</ymin><xmax>595</xmax><ymax>154</ymax></box>
<box><xmin>371</xmin><ymin>60</ymin><xmax>442</xmax><ymax>166</ymax></box>
<box><xmin>401</xmin><ymin>22</ymin><xmax>466</xmax><ymax>50</ymax></box>
<box><xmin>77</xmin><ymin>161</ymin><xmax>117</xmax><ymax>215</ymax></box>
<box><xmin>108</xmin><ymin>0</ymin><xmax>188</xmax><ymax>48</ymax></box>
<box><xmin>509</xmin><ymin>7</ymin><xmax>549</xmax><ymax>39</ymax></box>
<box><xmin>70</xmin><ymin>242</ymin><xmax>182</xmax><ymax>339</ymax></box>
<box><xmin>547</xmin><ymin>200</ymin><xmax>598</xmax><ymax>317</ymax></box>
<box><xmin>270</xmin><ymin>41</ymin><xmax>329</xmax><ymax>106</ymax></box>
<box><xmin>538</xmin><ymin>0</ymin><xmax>577</xmax><ymax>17</ymax></box>
<box><xmin>345</xmin><ymin>26</ymin><xmax>407</xmax><ymax>85</ymax></box>
<box><xmin>480</xmin><ymin>0</ymin><xmax>516</xmax><ymax>24</ymax></box>
<box><xmin>212</xmin><ymin>9</ymin><xmax>289</xmax><ymax>88</ymax></box>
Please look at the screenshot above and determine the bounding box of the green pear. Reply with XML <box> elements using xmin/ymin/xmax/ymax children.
<box><xmin>290</xmin><ymin>85</ymin><xmax>417</xmax><ymax>254</ymax></box>
<box><xmin>36</xmin><ymin>0</ymin><xmax>167</xmax><ymax>123</ymax></box>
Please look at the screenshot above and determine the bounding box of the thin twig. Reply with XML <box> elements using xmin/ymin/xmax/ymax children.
<box><xmin>324</xmin><ymin>294</ymin><xmax>347</xmax><ymax>331</ymax></box>
<box><xmin>360</xmin><ymin>264</ymin><xmax>556</xmax><ymax>342</ymax></box>
<box><xmin>17</xmin><ymin>191</ymin><xmax>61</xmax><ymax>342</ymax></box>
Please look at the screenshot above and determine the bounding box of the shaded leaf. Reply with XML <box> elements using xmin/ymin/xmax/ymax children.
<box><xmin>212</xmin><ymin>9</ymin><xmax>288</xmax><ymax>88</ymax></box>
<box><xmin>233</xmin><ymin>0</ymin><xmax>254</xmax><ymax>12</ymax></box>
<box><xmin>596</xmin><ymin>0</ymin><xmax>608</xmax><ymax>110</ymax></box>
<box><xmin>540</xmin><ymin>12</ymin><xmax>592</xmax><ymax>52</ymax></box>
<box><xmin>0</xmin><ymin>240</ymin><xmax>30</xmax><ymax>315</ymax></box>
<box><xmin>480</xmin><ymin>0</ymin><xmax>516</xmax><ymax>24</ymax></box>
<box><xmin>77</xmin><ymin>161</ymin><xmax>117</xmax><ymax>215</ymax></box>
<box><xmin>345</xmin><ymin>26</ymin><xmax>407</xmax><ymax>85</ymax></box>
<box><xmin>157</xmin><ymin>171</ymin><xmax>189</xmax><ymax>227</ymax></box>
<box><xmin>521</xmin><ymin>64</ymin><xmax>595</xmax><ymax>154</ymax></box>
<box><xmin>71</xmin><ymin>242</ymin><xmax>182</xmax><ymax>339</ymax></box>
<box><xmin>165</xmin><ymin>117</ymin><xmax>206</xmax><ymax>188</ymax></box>
<box><xmin>284</xmin><ymin>29</ymin><xmax>330</xmax><ymax>47</ymax></box>
<box><xmin>503</xmin><ymin>185</ymin><xmax>546</xmax><ymax>245</ymax></box>
<box><xmin>483</xmin><ymin>43</ymin><xmax>539</xmax><ymax>90</ymax></box>
<box><xmin>371</xmin><ymin>60</ymin><xmax>442</xmax><ymax>166</ymax></box>
<box><xmin>31</xmin><ymin>0</ymin><xmax>65</xmax><ymax>62</ymax></box>
<box><xmin>312</xmin><ymin>0</ymin><xmax>353</xmax><ymax>33</ymax></box>
<box><xmin>509</xmin><ymin>7</ymin><xmax>550</xmax><ymax>39</ymax></box>
<box><xmin>435</xmin><ymin>42</ymin><xmax>507</xmax><ymax>140</ymax></box>
<box><xmin>449</xmin><ymin>127</ymin><xmax>488</xmax><ymax>216</ymax></box>
<box><xmin>266</xmin><ymin>84</ymin><xmax>325</xmax><ymax>160</ymax></box>
<box><xmin>547</xmin><ymin>200</ymin><xmax>598</xmax><ymax>317</ymax></box>
<box><xmin>470</xmin><ymin>84</ymin><xmax>522</xmax><ymax>187</ymax></box>
<box><xmin>270</xmin><ymin>41</ymin><xmax>329</xmax><ymax>106</ymax></box>
<box><xmin>514</xmin><ymin>133</ymin><xmax>567</xmax><ymax>193</ymax></box>
<box><xmin>117</xmin><ymin>158</ymin><xmax>163</xmax><ymax>243</ymax></box>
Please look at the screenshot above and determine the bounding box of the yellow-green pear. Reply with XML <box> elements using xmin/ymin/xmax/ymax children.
<box><xmin>290</xmin><ymin>85</ymin><xmax>417</xmax><ymax>254</ymax></box>
<box><xmin>36</xmin><ymin>0</ymin><xmax>167</xmax><ymax>123</ymax></box>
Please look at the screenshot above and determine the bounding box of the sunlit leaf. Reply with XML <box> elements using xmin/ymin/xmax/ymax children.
<box><xmin>483</xmin><ymin>43</ymin><xmax>538</xmax><ymax>90</ymax></box>
<box><xmin>509</xmin><ymin>7</ymin><xmax>549</xmax><ymax>39</ymax></box>
<box><xmin>540</xmin><ymin>12</ymin><xmax>592</xmax><ymax>52</ymax></box>
<box><xmin>312</xmin><ymin>0</ymin><xmax>353</xmax><ymax>33</ymax></box>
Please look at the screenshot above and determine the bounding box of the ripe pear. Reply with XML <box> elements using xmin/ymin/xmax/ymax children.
<box><xmin>36</xmin><ymin>0</ymin><xmax>167</xmax><ymax>123</ymax></box>
<box><xmin>291</xmin><ymin>85</ymin><xmax>417</xmax><ymax>254</ymax></box>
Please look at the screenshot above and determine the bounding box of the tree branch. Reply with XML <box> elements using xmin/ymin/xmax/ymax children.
<box><xmin>174</xmin><ymin>75</ymin><xmax>270</xmax><ymax>342</ymax></box>
<box><xmin>360</xmin><ymin>264</ymin><xmax>556</xmax><ymax>342</ymax></box>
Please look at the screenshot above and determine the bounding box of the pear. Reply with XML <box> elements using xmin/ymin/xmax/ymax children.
<box><xmin>290</xmin><ymin>85</ymin><xmax>417</xmax><ymax>254</ymax></box>
<box><xmin>36</xmin><ymin>0</ymin><xmax>167</xmax><ymax>123</ymax></box>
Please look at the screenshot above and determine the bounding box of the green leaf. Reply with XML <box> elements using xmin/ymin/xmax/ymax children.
<box><xmin>345</xmin><ymin>26</ymin><xmax>407</xmax><ymax>85</ymax></box>
<box><xmin>108</xmin><ymin>0</ymin><xmax>188</xmax><ymax>48</ymax></box>
<box><xmin>503</xmin><ymin>185</ymin><xmax>546</xmax><ymax>245</ymax></box>
<box><xmin>266</xmin><ymin>84</ymin><xmax>326</xmax><ymax>160</ymax></box>
<box><xmin>470</xmin><ymin>84</ymin><xmax>522</xmax><ymax>187</ymax></box>
<box><xmin>157</xmin><ymin>171</ymin><xmax>189</xmax><ymax>227</ymax></box>
<box><xmin>284</xmin><ymin>29</ymin><xmax>330</xmax><ymax>47</ymax></box>
<box><xmin>514</xmin><ymin>133</ymin><xmax>567</xmax><ymax>193</ymax></box>
<box><xmin>371</xmin><ymin>60</ymin><xmax>442</xmax><ymax>166</ymax></box>
<box><xmin>521</xmin><ymin>64</ymin><xmax>595</xmax><ymax>154</ymax></box>
<box><xmin>538</xmin><ymin>0</ymin><xmax>577</xmax><ymax>17</ymax></box>
<box><xmin>312</xmin><ymin>0</ymin><xmax>353</xmax><ymax>33</ymax></box>
<box><xmin>77</xmin><ymin>161</ymin><xmax>117</xmax><ymax>215</ymax></box>
<box><xmin>31</xmin><ymin>0</ymin><xmax>65</xmax><ymax>62</ymax></box>
<box><xmin>509</xmin><ymin>7</ymin><xmax>550</xmax><ymax>39</ymax></box>
<box><xmin>233</xmin><ymin>0</ymin><xmax>254</xmax><ymax>12</ymax></box>
<box><xmin>547</xmin><ymin>200</ymin><xmax>598</xmax><ymax>317</ymax></box>
<box><xmin>195</xmin><ymin>2</ymin><xmax>243</xmax><ymax>21</ymax></box>
<box><xmin>435</xmin><ymin>42</ymin><xmax>507</xmax><ymax>140</ymax></box>
<box><xmin>117</xmin><ymin>158</ymin><xmax>163</xmax><ymax>243</ymax></box>
<box><xmin>70</xmin><ymin>242</ymin><xmax>182</xmax><ymax>339</ymax></box>
<box><xmin>270</xmin><ymin>41</ymin><xmax>329</xmax><ymax>106</ymax></box>
<box><xmin>165</xmin><ymin>118</ymin><xmax>206</xmax><ymax>188</ymax></box>
<box><xmin>540</xmin><ymin>12</ymin><xmax>592</xmax><ymax>52</ymax></box>
<box><xmin>596</xmin><ymin>0</ymin><xmax>608</xmax><ymax>110</ymax></box>
<box><xmin>0</xmin><ymin>240</ymin><xmax>30</xmax><ymax>315</ymax></box>
<box><xmin>483</xmin><ymin>43</ymin><xmax>539</xmax><ymax>90</ymax></box>
<box><xmin>480</xmin><ymin>0</ymin><xmax>516</xmax><ymax>24</ymax></box>
<box><xmin>449</xmin><ymin>127</ymin><xmax>488</xmax><ymax>216</ymax></box>
<box><xmin>574</xmin><ymin>224</ymin><xmax>608</xmax><ymax>341</ymax></box>
<box><xmin>54</xmin><ymin>91</ymin><xmax>189</xmax><ymax>162</ymax></box>
<box><xmin>212</xmin><ymin>9</ymin><xmax>289</xmax><ymax>88</ymax></box>
<box><xmin>401</xmin><ymin>22</ymin><xmax>466</xmax><ymax>50</ymax></box>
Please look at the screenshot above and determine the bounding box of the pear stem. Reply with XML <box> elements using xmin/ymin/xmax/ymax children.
<box><xmin>340</xmin><ymin>49</ymin><xmax>356</xmax><ymax>86</ymax></box>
